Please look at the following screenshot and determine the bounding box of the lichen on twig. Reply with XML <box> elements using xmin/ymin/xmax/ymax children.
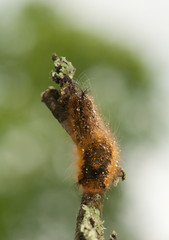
<box><xmin>75</xmin><ymin>192</ymin><xmax>105</xmax><ymax>240</ymax></box>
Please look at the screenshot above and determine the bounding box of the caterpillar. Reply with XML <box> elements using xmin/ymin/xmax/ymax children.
<box><xmin>47</xmin><ymin>54</ymin><xmax>125</xmax><ymax>193</ymax></box>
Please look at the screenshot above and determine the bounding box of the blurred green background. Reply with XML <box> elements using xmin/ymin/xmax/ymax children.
<box><xmin>0</xmin><ymin>2</ymin><xmax>158</xmax><ymax>240</ymax></box>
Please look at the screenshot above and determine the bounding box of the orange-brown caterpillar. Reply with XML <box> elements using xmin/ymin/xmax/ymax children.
<box><xmin>67</xmin><ymin>90</ymin><xmax>124</xmax><ymax>193</ymax></box>
<box><xmin>47</xmin><ymin>54</ymin><xmax>125</xmax><ymax>193</ymax></box>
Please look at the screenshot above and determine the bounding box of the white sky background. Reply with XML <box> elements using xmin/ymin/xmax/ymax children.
<box><xmin>1</xmin><ymin>0</ymin><xmax>169</xmax><ymax>240</ymax></box>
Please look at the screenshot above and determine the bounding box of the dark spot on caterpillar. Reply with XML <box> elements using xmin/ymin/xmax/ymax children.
<box><xmin>77</xmin><ymin>140</ymin><xmax>112</xmax><ymax>191</ymax></box>
<box><xmin>82</xmin><ymin>165</ymin><xmax>108</xmax><ymax>179</ymax></box>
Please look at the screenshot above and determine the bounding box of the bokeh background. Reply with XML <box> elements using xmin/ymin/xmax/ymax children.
<box><xmin>0</xmin><ymin>1</ymin><xmax>169</xmax><ymax>240</ymax></box>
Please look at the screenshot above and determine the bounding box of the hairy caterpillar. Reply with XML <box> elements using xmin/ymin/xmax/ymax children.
<box><xmin>43</xmin><ymin>54</ymin><xmax>125</xmax><ymax>193</ymax></box>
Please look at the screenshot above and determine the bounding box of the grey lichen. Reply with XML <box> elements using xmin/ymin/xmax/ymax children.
<box><xmin>80</xmin><ymin>204</ymin><xmax>105</xmax><ymax>240</ymax></box>
<box><xmin>51</xmin><ymin>55</ymin><xmax>76</xmax><ymax>80</ymax></box>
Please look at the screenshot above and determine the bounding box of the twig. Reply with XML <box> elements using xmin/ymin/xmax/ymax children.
<box><xmin>41</xmin><ymin>54</ymin><xmax>125</xmax><ymax>240</ymax></box>
<box><xmin>75</xmin><ymin>192</ymin><xmax>105</xmax><ymax>240</ymax></box>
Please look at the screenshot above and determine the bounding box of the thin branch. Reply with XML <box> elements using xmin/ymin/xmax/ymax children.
<box><xmin>75</xmin><ymin>192</ymin><xmax>105</xmax><ymax>240</ymax></box>
<box><xmin>41</xmin><ymin>54</ymin><xmax>125</xmax><ymax>240</ymax></box>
